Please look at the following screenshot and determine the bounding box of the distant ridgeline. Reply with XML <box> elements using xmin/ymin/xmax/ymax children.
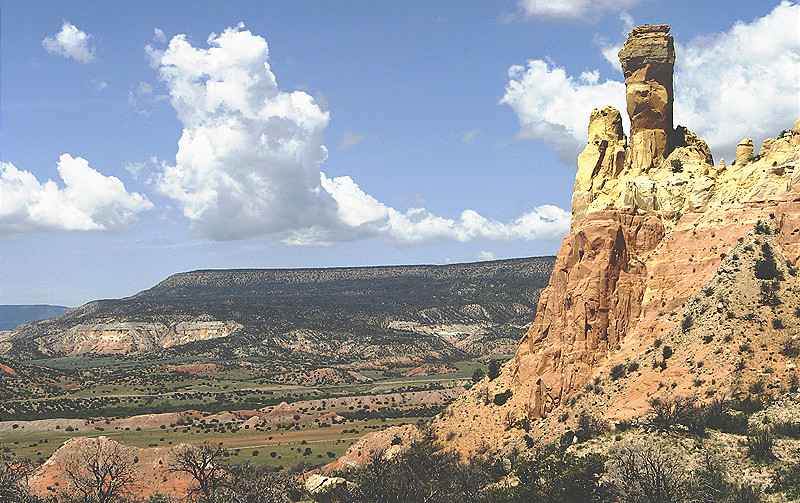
<box><xmin>0</xmin><ymin>257</ymin><xmax>556</xmax><ymax>366</ymax></box>
<box><xmin>0</xmin><ymin>305</ymin><xmax>70</xmax><ymax>331</ymax></box>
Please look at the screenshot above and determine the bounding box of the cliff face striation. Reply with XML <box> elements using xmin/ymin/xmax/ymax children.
<box><xmin>434</xmin><ymin>24</ymin><xmax>800</xmax><ymax>454</ymax></box>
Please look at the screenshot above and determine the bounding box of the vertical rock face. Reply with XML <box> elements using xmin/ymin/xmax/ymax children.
<box><xmin>572</xmin><ymin>106</ymin><xmax>627</xmax><ymax>226</ymax></box>
<box><xmin>515</xmin><ymin>210</ymin><xmax>664</xmax><ymax>415</ymax></box>
<box><xmin>619</xmin><ymin>25</ymin><xmax>675</xmax><ymax>173</ymax></box>
<box><xmin>432</xmin><ymin>24</ymin><xmax>800</xmax><ymax>456</ymax></box>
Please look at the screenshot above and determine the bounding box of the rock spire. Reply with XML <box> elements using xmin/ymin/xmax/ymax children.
<box><xmin>619</xmin><ymin>24</ymin><xmax>675</xmax><ymax>173</ymax></box>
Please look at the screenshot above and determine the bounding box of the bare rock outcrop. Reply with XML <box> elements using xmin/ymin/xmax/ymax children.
<box><xmin>28</xmin><ymin>320</ymin><xmax>240</xmax><ymax>357</ymax></box>
<box><xmin>736</xmin><ymin>137</ymin><xmax>755</xmax><ymax>165</ymax></box>
<box><xmin>321</xmin><ymin>424</ymin><xmax>419</xmax><ymax>474</ymax></box>
<box><xmin>619</xmin><ymin>24</ymin><xmax>675</xmax><ymax>173</ymax></box>
<box><xmin>432</xmin><ymin>22</ymin><xmax>800</xmax><ymax>457</ymax></box>
<box><xmin>515</xmin><ymin>210</ymin><xmax>664</xmax><ymax>415</ymax></box>
<box><xmin>573</xmin><ymin>106</ymin><xmax>627</xmax><ymax>226</ymax></box>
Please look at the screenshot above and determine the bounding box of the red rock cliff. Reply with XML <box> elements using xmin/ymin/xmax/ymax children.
<box><xmin>433</xmin><ymin>24</ymin><xmax>800</xmax><ymax>454</ymax></box>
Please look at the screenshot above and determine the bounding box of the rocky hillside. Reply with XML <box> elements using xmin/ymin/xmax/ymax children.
<box><xmin>434</xmin><ymin>24</ymin><xmax>800</xmax><ymax>455</ymax></box>
<box><xmin>0</xmin><ymin>257</ymin><xmax>554</xmax><ymax>366</ymax></box>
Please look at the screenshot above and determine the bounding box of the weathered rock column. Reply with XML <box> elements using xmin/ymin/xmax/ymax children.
<box><xmin>572</xmin><ymin>106</ymin><xmax>627</xmax><ymax>227</ymax></box>
<box><xmin>619</xmin><ymin>25</ymin><xmax>675</xmax><ymax>173</ymax></box>
<box><xmin>736</xmin><ymin>138</ymin><xmax>754</xmax><ymax>165</ymax></box>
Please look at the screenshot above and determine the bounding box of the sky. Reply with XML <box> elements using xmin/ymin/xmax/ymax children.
<box><xmin>1</xmin><ymin>1</ymin><xmax>798</xmax><ymax>307</ymax></box>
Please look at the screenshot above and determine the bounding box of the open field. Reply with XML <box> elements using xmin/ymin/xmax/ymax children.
<box><xmin>1</xmin><ymin>415</ymin><xmax>428</xmax><ymax>468</ymax></box>
<box><xmin>0</xmin><ymin>354</ymin><xmax>513</xmax><ymax>468</ymax></box>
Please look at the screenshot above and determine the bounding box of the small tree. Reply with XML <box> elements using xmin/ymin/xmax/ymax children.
<box><xmin>504</xmin><ymin>449</ymin><xmax>613</xmax><ymax>503</ymax></box>
<box><xmin>472</xmin><ymin>367</ymin><xmax>485</xmax><ymax>383</ymax></box>
<box><xmin>212</xmin><ymin>462</ymin><xmax>303</xmax><ymax>503</ymax></box>
<box><xmin>0</xmin><ymin>455</ymin><xmax>37</xmax><ymax>503</ymax></box>
<box><xmin>503</xmin><ymin>410</ymin><xmax>517</xmax><ymax>431</ymax></box>
<box><xmin>58</xmin><ymin>437</ymin><xmax>139</xmax><ymax>503</ymax></box>
<box><xmin>610</xmin><ymin>442</ymin><xmax>687</xmax><ymax>503</ymax></box>
<box><xmin>168</xmin><ymin>443</ymin><xmax>228</xmax><ymax>500</ymax></box>
<box><xmin>645</xmin><ymin>395</ymin><xmax>702</xmax><ymax>433</ymax></box>
<box><xmin>488</xmin><ymin>360</ymin><xmax>502</xmax><ymax>380</ymax></box>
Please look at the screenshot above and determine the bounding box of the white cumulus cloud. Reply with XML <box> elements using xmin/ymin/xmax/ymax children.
<box><xmin>320</xmin><ymin>174</ymin><xmax>571</xmax><ymax>246</ymax></box>
<box><xmin>502</xmin><ymin>2</ymin><xmax>800</xmax><ymax>163</ymax></box>
<box><xmin>42</xmin><ymin>22</ymin><xmax>96</xmax><ymax>63</ymax></box>
<box><xmin>500</xmin><ymin>59</ymin><xmax>626</xmax><ymax>161</ymax></box>
<box><xmin>674</xmin><ymin>0</ymin><xmax>800</xmax><ymax>159</ymax></box>
<box><xmin>512</xmin><ymin>0</ymin><xmax>648</xmax><ymax>22</ymax></box>
<box><xmin>1</xmin><ymin>154</ymin><xmax>153</xmax><ymax>235</ymax></box>
<box><xmin>151</xmin><ymin>25</ymin><xmax>571</xmax><ymax>245</ymax></box>
<box><xmin>151</xmin><ymin>26</ymin><xmax>338</xmax><ymax>241</ymax></box>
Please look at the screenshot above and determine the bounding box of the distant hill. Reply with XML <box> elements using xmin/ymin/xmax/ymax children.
<box><xmin>0</xmin><ymin>305</ymin><xmax>70</xmax><ymax>331</ymax></box>
<box><xmin>1</xmin><ymin>257</ymin><xmax>555</xmax><ymax>368</ymax></box>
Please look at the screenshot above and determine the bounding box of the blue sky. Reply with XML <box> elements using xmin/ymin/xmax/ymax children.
<box><xmin>1</xmin><ymin>1</ymin><xmax>798</xmax><ymax>307</ymax></box>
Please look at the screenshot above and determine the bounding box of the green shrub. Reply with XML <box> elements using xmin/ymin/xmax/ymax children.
<box><xmin>576</xmin><ymin>409</ymin><xmax>608</xmax><ymax>441</ymax></box>
<box><xmin>755</xmin><ymin>243</ymin><xmax>782</xmax><ymax>281</ymax></box>
<box><xmin>610</xmin><ymin>364</ymin><xmax>626</xmax><ymax>380</ymax></box>
<box><xmin>773</xmin><ymin>461</ymin><xmax>800</xmax><ymax>499</ymax></box>
<box><xmin>704</xmin><ymin>398</ymin><xmax>748</xmax><ymax>435</ymax></box>
<box><xmin>488</xmin><ymin>359</ymin><xmax>502</xmax><ymax>380</ymax></box>
<box><xmin>681</xmin><ymin>313</ymin><xmax>693</xmax><ymax>333</ymax></box>
<box><xmin>670</xmin><ymin>158</ymin><xmax>684</xmax><ymax>172</ymax></box>
<box><xmin>747</xmin><ymin>429</ymin><xmax>775</xmax><ymax>463</ymax></box>
<box><xmin>523</xmin><ymin>434</ymin><xmax>535</xmax><ymax>448</ymax></box>
<box><xmin>493</xmin><ymin>389</ymin><xmax>512</xmax><ymax>406</ymax></box>
<box><xmin>501</xmin><ymin>449</ymin><xmax>614</xmax><ymax>503</ymax></box>
<box><xmin>772</xmin><ymin>420</ymin><xmax>800</xmax><ymax>439</ymax></box>
<box><xmin>662</xmin><ymin>345</ymin><xmax>673</xmax><ymax>360</ymax></box>
<box><xmin>627</xmin><ymin>362</ymin><xmax>639</xmax><ymax>373</ymax></box>
<box><xmin>749</xmin><ymin>380</ymin><xmax>765</xmax><ymax>395</ymax></box>
<box><xmin>616</xmin><ymin>420</ymin><xmax>632</xmax><ymax>432</ymax></box>
<box><xmin>754</xmin><ymin>220</ymin><xmax>771</xmax><ymax>235</ymax></box>
<box><xmin>731</xmin><ymin>396</ymin><xmax>764</xmax><ymax>414</ymax></box>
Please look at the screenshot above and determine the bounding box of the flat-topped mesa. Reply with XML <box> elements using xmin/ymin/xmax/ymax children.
<box><xmin>619</xmin><ymin>24</ymin><xmax>675</xmax><ymax>173</ymax></box>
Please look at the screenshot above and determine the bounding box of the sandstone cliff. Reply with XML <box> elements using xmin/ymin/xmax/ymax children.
<box><xmin>434</xmin><ymin>24</ymin><xmax>800</xmax><ymax>455</ymax></box>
